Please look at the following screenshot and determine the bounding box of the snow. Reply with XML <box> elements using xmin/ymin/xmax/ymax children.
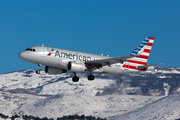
<box><xmin>0</xmin><ymin>70</ymin><xmax>115</xmax><ymax>96</ymax></box>
<box><xmin>0</xmin><ymin>91</ymin><xmax>46</xmax><ymax>116</ymax></box>
<box><xmin>112</xmin><ymin>92</ymin><xmax>180</xmax><ymax>120</ymax></box>
<box><xmin>0</xmin><ymin>91</ymin><xmax>161</xmax><ymax>119</ymax></box>
<box><xmin>0</xmin><ymin>68</ymin><xmax>180</xmax><ymax>119</ymax></box>
<box><xmin>0</xmin><ymin>118</ymin><xmax>23</xmax><ymax>120</ymax></box>
<box><xmin>158</xmin><ymin>76</ymin><xmax>167</xmax><ymax>78</ymax></box>
<box><xmin>163</xmin><ymin>83</ymin><xmax>171</xmax><ymax>96</ymax></box>
<box><xmin>38</xmin><ymin>77</ymin><xmax>114</xmax><ymax>96</ymax></box>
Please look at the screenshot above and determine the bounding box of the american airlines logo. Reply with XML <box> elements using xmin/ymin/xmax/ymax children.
<box><xmin>47</xmin><ymin>49</ymin><xmax>54</xmax><ymax>56</ymax></box>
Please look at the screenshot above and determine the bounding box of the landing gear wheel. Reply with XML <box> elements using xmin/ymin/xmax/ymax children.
<box><xmin>88</xmin><ymin>74</ymin><xmax>95</xmax><ymax>81</ymax></box>
<box><xmin>72</xmin><ymin>76</ymin><xmax>79</xmax><ymax>82</ymax></box>
<box><xmin>36</xmin><ymin>64</ymin><xmax>42</xmax><ymax>74</ymax></box>
<box><xmin>36</xmin><ymin>70</ymin><xmax>40</xmax><ymax>74</ymax></box>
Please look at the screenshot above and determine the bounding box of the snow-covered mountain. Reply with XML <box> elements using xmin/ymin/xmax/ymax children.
<box><xmin>0</xmin><ymin>91</ymin><xmax>161</xmax><ymax>119</ymax></box>
<box><xmin>112</xmin><ymin>92</ymin><xmax>180</xmax><ymax>120</ymax></box>
<box><xmin>0</xmin><ymin>68</ymin><xmax>180</xmax><ymax>119</ymax></box>
<box><xmin>1</xmin><ymin>68</ymin><xmax>180</xmax><ymax>96</ymax></box>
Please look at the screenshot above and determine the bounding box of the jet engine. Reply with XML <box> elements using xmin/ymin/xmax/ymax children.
<box><xmin>67</xmin><ymin>61</ymin><xmax>86</xmax><ymax>72</ymax></box>
<box><xmin>45</xmin><ymin>66</ymin><xmax>67</xmax><ymax>75</ymax></box>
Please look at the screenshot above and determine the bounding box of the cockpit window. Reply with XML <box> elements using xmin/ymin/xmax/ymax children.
<box><xmin>25</xmin><ymin>48</ymin><xmax>36</xmax><ymax>52</ymax></box>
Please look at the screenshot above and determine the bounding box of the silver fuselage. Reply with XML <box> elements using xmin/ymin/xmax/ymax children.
<box><xmin>19</xmin><ymin>46</ymin><xmax>133</xmax><ymax>74</ymax></box>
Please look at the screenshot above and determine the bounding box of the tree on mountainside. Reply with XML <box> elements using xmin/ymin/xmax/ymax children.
<box><xmin>0</xmin><ymin>113</ymin><xmax>8</xmax><ymax>119</ymax></box>
<box><xmin>42</xmin><ymin>117</ymin><xmax>48</xmax><ymax>120</ymax></box>
<box><xmin>35</xmin><ymin>117</ymin><xmax>41</xmax><ymax>120</ymax></box>
<box><xmin>0</xmin><ymin>113</ymin><xmax>106</xmax><ymax>120</ymax></box>
<box><xmin>81</xmin><ymin>115</ymin><xmax>85</xmax><ymax>119</ymax></box>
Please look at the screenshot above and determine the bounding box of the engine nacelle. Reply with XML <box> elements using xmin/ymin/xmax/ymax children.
<box><xmin>45</xmin><ymin>66</ymin><xmax>67</xmax><ymax>75</ymax></box>
<box><xmin>67</xmin><ymin>62</ymin><xmax>86</xmax><ymax>72</ymax></box>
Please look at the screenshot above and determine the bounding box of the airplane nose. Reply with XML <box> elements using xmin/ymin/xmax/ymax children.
<box><xmin>18</xmin><ymin>51</ymin><xmax>27</xmax><ymax>60</ymax></box>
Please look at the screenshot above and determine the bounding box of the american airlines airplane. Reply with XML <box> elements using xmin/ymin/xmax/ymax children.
<box><xmin>19</xmin><ymin>36</ymin><xmax>162</xmax><ymax>82</ymax></box>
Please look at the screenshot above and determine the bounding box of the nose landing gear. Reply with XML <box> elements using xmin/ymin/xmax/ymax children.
<box><xmin>36</xmin><ymin>64</ymin><xmax>41</xmax><ymax>74</ymax></box>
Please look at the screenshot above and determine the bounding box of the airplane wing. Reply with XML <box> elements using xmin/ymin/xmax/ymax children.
<box><xmin>85</xmin><ymin>54</ymin><xmax>140</xmax><ymax>68</ymax></box>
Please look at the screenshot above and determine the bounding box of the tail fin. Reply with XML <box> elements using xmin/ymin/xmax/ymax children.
<box><xmin>123</xmin><ymin>36</ymin><xmax>155</xmax><ymax>71</ymax></box>
<box><xmin>128</xmin><ymin>36</ymin><xmax>154</xmax><ymax>64</ymax></box>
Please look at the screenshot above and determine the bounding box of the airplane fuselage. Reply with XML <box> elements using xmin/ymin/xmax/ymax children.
<box><xmin>19</xmin><ymin>46</ymin><xmax>130</xmax><ymax>74</ymax></box>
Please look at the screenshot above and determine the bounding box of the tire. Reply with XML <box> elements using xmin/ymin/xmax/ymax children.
<box><xmin>36</xmin><ymin>70</ymin><xmax>40</xmax><ymax>74</ymax></box>
<box><xmin>72</xmin><ymin>76</ymin><xmax>79</xmax><ymax>82</ymax></box>
<box><xmin>88</xmin><ymin>75</ymin><xmax>95</xmax><ymax>81</ymax></box>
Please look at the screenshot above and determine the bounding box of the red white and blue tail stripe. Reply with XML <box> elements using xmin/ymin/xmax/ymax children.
<box><xmin>122</xmin><ymin>36</ymin><xmax>155</xmax><ymax>71</ymax></box>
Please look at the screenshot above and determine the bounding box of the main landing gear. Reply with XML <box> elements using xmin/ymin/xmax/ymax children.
<box><xmin>36</xmin><ymin>64</ymin><xmax>41</xmax><ymax>74</ymax></box>
<box><xmin>87</xmin><ymin>69</ymin><xmax>95</xmax><ymax>81</ymax></box>
<box><xmin>87</xmin><ymin>74</ymin><xmax>95</xmax><ymax>81</ymax></box>
<box><xmin>72</xmin><ymin>73</ymin><xmax>79</xmax><ymax>82</ymax></box>
<box><xmin>72</xmin><ymin>73</ymin><xmax>95</xmax><ymax>82</ymax></box>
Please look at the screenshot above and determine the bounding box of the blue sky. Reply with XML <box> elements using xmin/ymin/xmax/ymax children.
<box><xmin>0</xmin><ymin>0</ymin><xmax>179</xmax><ymax>74</ymax></box>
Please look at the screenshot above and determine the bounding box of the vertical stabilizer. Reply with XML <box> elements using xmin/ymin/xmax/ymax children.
<box><xmin>122</xmin><ymin>36</ymin><xmax>155</xmax><ymax>71</ymax></box>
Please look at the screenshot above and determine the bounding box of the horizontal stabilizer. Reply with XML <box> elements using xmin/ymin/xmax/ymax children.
<box><xmin>137</xmin><ymin>63</ymin><xmax>163</xmax><ymax>69</ymax></box>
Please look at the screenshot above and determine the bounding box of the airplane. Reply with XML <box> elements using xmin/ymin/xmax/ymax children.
<box><xmin>19</xmin><ymin>36</ymin><xmax>163</xmax><ymax>82</ymax></box>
